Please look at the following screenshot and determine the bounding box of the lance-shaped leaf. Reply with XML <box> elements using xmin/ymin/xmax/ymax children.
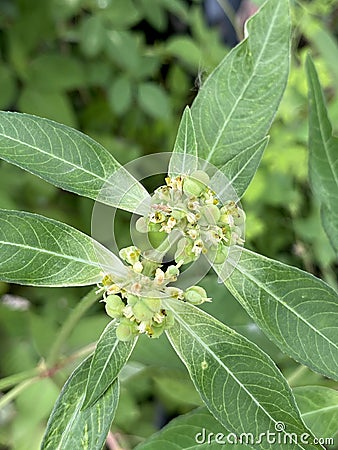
<box><xmin>82</xmin><ymin>321</ymin><xmax>137</xmax><ymax>409</ymax></box>
<box><xmin>306</xmin><ymin>55</ymin><xmax>338</xmax><ymax>253</ymax></box>
<box><xmin>41</xmin><ymin>356</ymin><xmax>119</xmax><ymax>450</ymax></box>
<box><xmin>0</xmin><ymin>112</ymin><xmax>150</xmax><ymax>213</ymax></box>
<box><xmin>135</xmin><ymin>407</ymin><xmax>248</xmax><ymax>450</ymax></box>
<box><xmin>294</xmin><ymin>386</ymin><xmax>338</xmax><ymax>440</ymax></box>
<box><xmin>168</xmin><ymin>106</ymin><xmax>198</xmax><ymax>177</ymax></box>
<box><xmin>191</xmin><ymin>0</ymin><xmax>290</xmax><ymax>178</ymax></box>
<box><xmin>0</xmin><ymin>209</ymin><xmax>128</xmax><ymax>286</ymax></box>
<box><xmin>219</xmin><ymin>248</ymin><xmax>338</xmax><ymax>381</ymax></box>
<box><xmin>210</xmin><ymin>137</ymin><xmax>269</xmax><ymax>200</ymax></box>
<box><xmin>136</xmin><ymin>393</ymin><xmax>337</xmax><ymax>450</ymax></box>
<box><xmin>165</xmin><ymin>300</ymin><xmax>322</xmax><ymax>450</ymax></box>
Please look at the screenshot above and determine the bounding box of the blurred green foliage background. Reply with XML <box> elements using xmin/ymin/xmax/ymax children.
<box><xmin>0</xmin><ymin>0</ymin><xmax>337</xmax><ymax>448</ymax></box>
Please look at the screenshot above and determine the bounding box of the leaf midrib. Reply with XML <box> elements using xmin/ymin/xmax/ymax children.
<box><xmin>167</xmin><ymin>304</ymin><xmax>308</xmax><ymax>450</ymax></box>
<box><xmin>301</xmin><ymin>403</ymin><xmax>338</xmax><ymax>417</ymax></box>
<box><xmin>0</xmin><ymin>131</ymin><xmax>116</xmax><ymax>187</ymax></box>
<box><xmin>309</xmin><ymin>70</ymin><xmax>338</xmax><ymax>188</ymax></box>
<box><xmin>0</xmin><ymin>239</ymin><xmax>100</xmax><ymax>268</ymax></box>
<box><xmin>231</xmin><ymin>254</ymin><xmax>338</xmax><ymax>353</ymax></box>
<box><xmin>204</xmin><ymin>3</ymin><xmax>280</xmax><ymax>163</ymax></box>
<box><xmin>84</xmin><ymin>328</ymin><xmax>136</xmax><ymax>407</ymax></box>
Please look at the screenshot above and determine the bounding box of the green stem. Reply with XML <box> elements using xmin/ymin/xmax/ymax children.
<box><xmin>0</xmin><ymin>368</ymin><xmax>39</xmax><ymax>391</ymax></box>
<box><xmin>46</xmin><ymin>288</ymin><xmax>100</xmax><ymax>366</ymax></box>
<box><xmin>0</xmin><ymin>378</ymin><xmax>39</xmax><ymax>411</ymax></box>
<box><xmin>287</xmin><ymin>365</ymin><xmax>308</xmax><ymax>387</ymax></box>
<box><xmin>217</xmin><ymin>0</ymin><xmax>244</xmax><ymax>41</ymax></box>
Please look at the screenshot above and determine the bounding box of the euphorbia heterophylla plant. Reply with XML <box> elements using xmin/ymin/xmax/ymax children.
<box><xmin>0</xmin><ymin>0</ymin><xmax>337</xmax><ymax>449</ymax></box>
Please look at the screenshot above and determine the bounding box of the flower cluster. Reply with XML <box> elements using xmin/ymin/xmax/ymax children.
<box><xmin>136</xmin><ymin>170</ymin><xmax>245</xmax><ymax>265</ymax></box>
<box><xmin>98</xmin><ymin>245</ymin><xmax>210</xmax><ymax>341</ymax></box>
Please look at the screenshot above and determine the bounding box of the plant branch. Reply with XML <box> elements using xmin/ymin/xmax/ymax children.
<box><xmin>217</xmin><ymin>0</ymin><xmax>243</xmax><ymax>42</ymax></box>
<box><xmin>0</xmin><ymin>368</ymin><xmax>39</xmax><ymax>391</ymax></box>
<box><xmin>46</xmin><ymin>288</ymin><xmax>100</xmax><ymax>366</ymax></box>
<box><xmin>287</xmin><ymin>365</ymin><xmax>308</xmax><ymax>387</ymax></box>
<box><xmin>0</xmin><ymin>377</ymin><xmax>39</xmax><ymax>411</ymax></box>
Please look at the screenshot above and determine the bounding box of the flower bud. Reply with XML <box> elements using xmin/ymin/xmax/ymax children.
<box><xmin>165</xmin><ymin>265</ymin><xmax>180</xmax><ymax>280</ymax></box>
<box><xmin>116</xmin><ymin>319</ymin><xmax>137</xmax><ymax>341</ymax></box>
<box><xmin>149</xmin><ymin>322</ymin><xmax>166</xmax><ymax>338</ymax></box>
<box><xmin>105</xmin><ymin>295</ymin><xmax>125</xmax><ymax>318</ymax></box>
<box><xmin>174</xmin><ymin>237</ymin><xmax>195</xmax><ymax>265</ymax></box>
<box><xmin>143</xmin><ymin>296</ymin><xmax>162</xmax><ymax>313</ymax></box>
<box><xmin>184</xmin><ymin>286</ymin><xmax>210</xmax><ymax>305</ymax></box>
<box><xmin>199</xmin><ymin>204</ymin><xmax>221</xmax><ymax>226</ymax></box>
<box><xmin>183</xmin><ymin>171</ymin><xmax>209</xmax><ymax>197</ymax></box>
<box><xmin>127</xmin><ymin>294</ymin><xmax>139</xmax><ymax>306</ymax></box>
<box><xmin>132</xmin><ymin>300</ymin><xmax>154</xmax><ymax>322</ymax></box>
<box><xmin>212</xmin><ymin>243</ymin><xmax>229</xmax><ymax>264</ymax></box>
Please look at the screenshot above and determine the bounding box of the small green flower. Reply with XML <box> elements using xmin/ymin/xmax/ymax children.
<box><xmin>183</xmin><ymin>170</ymin><xmax>210</xmax><ymax>197</ymax></box>
<box><xmin>105</xmin><ymin>295</ymin><xmax>125</xmax><ymax>319</ymax></box>
<box><xmin>184</xmin><ymin>286</ymin><xmax>210</xmax><ymax>305</ymax></box>
<box><xmin>116</xmin><ymin>318</ymin><xmax>138</xmax><ymax>341</ymax></box>
<box><xmin>119</xmin><ymin>246</ymin><xmax>141</xmax><ymax>265</ymax></box>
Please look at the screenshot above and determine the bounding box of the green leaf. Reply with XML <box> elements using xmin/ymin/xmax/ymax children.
<box><xmin>0</xmin><ymin>209</ymin><xmax>128</xmax><ymax>286</ymax></box>
<box><xmin>136</xmin><ymin>395</ymin><xmax>338</xmax><ymax>450</ymax></box>
<box><xmin>41</xmin><ymin>356</ymin><xmax>119</xmax><ymax>450</ymax></box>
<box><xmin>0</xmin><ymin>65</ymin><xmax>16</xmax><ymax>109</ymax></box>
<box><xmin>135</xmin><ymin>407</ymin><xmax>248</xmax><ymax>450</ymax></box>
<box><xmin>165</xmin><ymin>300</ymin><xmax>321</xmax><ymax>450</ymax></box>
<box><xmin>221</xmin><ymin>248</ymin><xmax>338</xmax><ymax>381</ymax></box>
<box><xmin>82</xmin><ymin>321</ymin><xmax>137</xmax><ymax>409</ymax></box>
<box><xmin>80</xmin><ymin>16</ymin><xmax>105</xmax><ymax>57</ymax></box>
<box><xmin>211</xmin><ymin>136</ymin><xmax>269</xmax><ymax>199</ymax></box>
<box><xmin>191</xmin><ymin>0</ymin><xmax>290</xmax><ymax>172</ymax></box>
<box><xmin>0</xmin><ymin>112</ymin><xmax>149</xmax><ymax>213</ymax></box>
<box><xmin>306</xmin><ymin>55</ymin><xmax>338</xmax><ymax>253</ymax></box>
<box><xmin>294</xmin><ymin>386</ymin><xmax>338</xmax><ymax>440</ymax></box>
<box><xmin>25</xmin><ymin>54</ymin><xmax>87</xmax><ymax>92</ymax></box>
<box><xmin>166</xmin><ymin>36</ymin><xmax>202</xmax><ymax>71</ymax></box>
<box><xmin>18</xmin><ymin>88</ymin><xmax>77</xmax><ymax>128</ymax></box>
<box><xmin>138</xmin><ymin>82</ymin><xmax>171</xmax><ymax>119</ymax></box>
<box><xmin>108</xmin><ymin>76</ymin><xmax>133</xmax><ymax>116</ymax></box>
<box><xmin>168</xmin><ymin>106</ymin><xmax>198</xmax><ymax>177</ymax></box>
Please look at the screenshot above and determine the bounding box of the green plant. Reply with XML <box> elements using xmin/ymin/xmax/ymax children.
<box><xmin>0</xmin><ymin>0</ymin><xmax>337</xmax><ymax>449</ymax></box>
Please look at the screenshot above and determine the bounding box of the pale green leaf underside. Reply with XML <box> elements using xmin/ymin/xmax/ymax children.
<box><xmin>191</xmin><ymin>0</ymin><xmax>290</xmax><ymax>170</ymax></box>
<box><xmin>83</xmin><ymin>321</ymin><xmax>137</xmax><ymax>409</ymax></box>
<box><xmin>0</xmin><ymin>112</ymin><xmax>150</xmax><ymax>213</ymax></box>
<box><xmin>306</xmin><ymin>56</ymin><xmax>338</xmax><ymax>253</ymax></box>
<box><xmin>41</xmin><ymin>356</ymin><xmax>119</xmax><ymax>450</ymax></box>
<box><xmin>165</xmin><ymin>301</ymin><xmax>321</xmax><ymax>450</ymax></box>
<box><xmin>221</xmin><ymin>248</ymin><xmax>338</xmax><ymax>381</ymax></box>
<box><xmin>294</xmin><ymin>386</ymin><xmax>338</xmax><ymax>439</ymax></box>
<box><xmin>0</xmin><ymin>209</ymin><xmax>128</xmax><ymax>286</ymax></box>
<box><xmin>168</xmin><ymin>105</ymin><xmax>198</xmax><ymax>177</ymax></box>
